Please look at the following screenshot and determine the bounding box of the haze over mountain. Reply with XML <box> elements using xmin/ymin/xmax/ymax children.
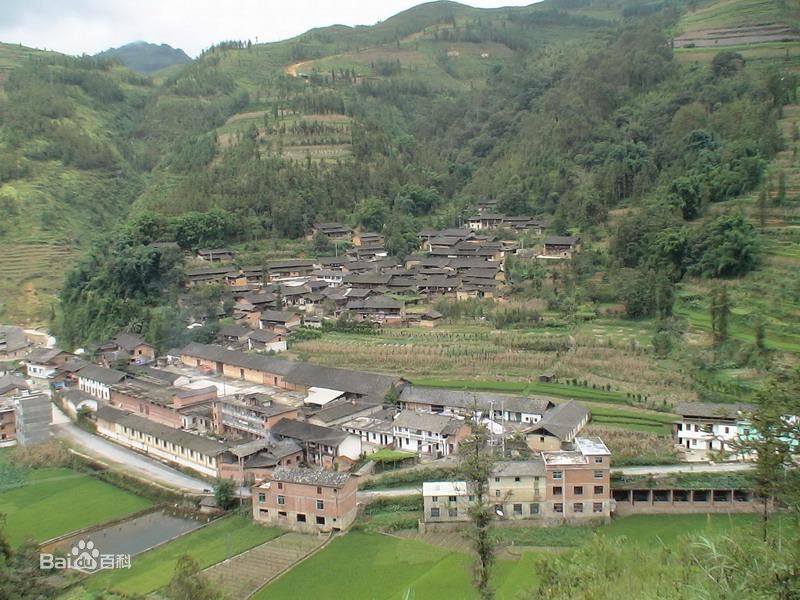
<box><xmin>95</xmin><ymin>41</ymin><xmax>192</xmax><ymax>74</ymax></box>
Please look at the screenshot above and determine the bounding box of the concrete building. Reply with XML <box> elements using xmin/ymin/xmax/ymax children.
<box><xmin>252</xmin><ymin>467</ymin><xmax>358</xmax><ymax>533</ymax></box>
<box><xmin>543</xmin><ymin>437</ymin><xmax>611</xmax><ymax>522</ymax></box>
<box><xmin>217</xmin><ymin>436</ymin><xmax>303</xmax><ymax>483</ymax></box>
<box><xmin>14</xmin><ymin>392</ymin><xmax>51</xmax><ymax>445</ymax></box>
<box><xmin>674</xmin><ymin>402</ymin><xmax>753</xmax><ymax>453</ymax></box>
<box><xmin>214</xmin><ymin>392</ymin><xmax>300</xmax><ymax>439</ymax></box>
<box><xmin>399</xmin><ymin>386</ymin><xmax>554</xmax><ymax>424</ymax></box>
<box><xmin>423</xmin><ymin>481</ymin><xmax>474</xmax><ymax>523</ymax></box>
<box><xmin>25</xmin><ymin>348</ymin><xmax>72</xmax><ymax>380</ymax></box>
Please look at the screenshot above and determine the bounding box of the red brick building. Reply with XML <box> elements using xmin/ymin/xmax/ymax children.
<box><xmin>252</xmin><ymin>467</ymin><xmax>358</xmax><ymax>533</ymax></box>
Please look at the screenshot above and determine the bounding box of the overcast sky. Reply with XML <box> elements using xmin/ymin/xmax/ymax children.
<box><xmin>0</xmin><ymin>1</ymin><xmax>536</xmax><ymax>58</ymax></box>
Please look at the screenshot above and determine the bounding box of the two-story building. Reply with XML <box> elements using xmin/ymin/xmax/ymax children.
<box><xmin>78</xmin><ymin>365</ymin><xmax>128</xmax><ymax>401</ymax></box>
<box><xmin>270</xmin><ymin>418</ymin><xmax>362</xmax><ymax>469</ymax></box>
<box><xmin>214</xmin><ymin>393</ymin><xmax>300</xmax><ymax>439</ymax></box>
<box><xmin>392</xmin><ymin>410</ymin><xmax>471</xmax><ymax>457</ymax></box>
<box><xmin>25</xmin><ymin>347</ymin><xmax>73</xmax><ymax>380</ymax></box>
<box><xmin>252</xmin><ymin>467</ymin><xmax>358</xmax><ymax>533</ymax></box>
<box><xmin>674</xmin><ymin>402</ymin><xmax>753</xmax><ymax>453</ymax></box>
<box><xmin>423</xmin><ymin>481</ymin><xmax>474</xmax><ymax>523</ymax></box>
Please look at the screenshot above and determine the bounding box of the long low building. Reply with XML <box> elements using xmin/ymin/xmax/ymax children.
<box><xmin>96</xmin><ymin>405</ymin><xmax>230</xmax><ymax>478</ymax></box>
<box><xmin>179</xmin><ymin>343</ymin><xmax>403</xmax><ymax>399</ymax></box>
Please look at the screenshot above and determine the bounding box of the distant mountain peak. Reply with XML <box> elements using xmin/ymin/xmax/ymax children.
<box><xmin>96</xmin><ymin>41</ymin><xmax>191</xmax><ymax>75</ymax></box>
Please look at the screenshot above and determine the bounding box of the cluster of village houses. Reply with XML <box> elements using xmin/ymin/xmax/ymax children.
<box><xmin>182</xmin><ymin>215</ymin><xmax>582</xmax><ymax>332</ymax></box>
<box><xmin>0</xmin><ymin>320</ymin><xmax>765</xmax><ymax>534</ymax></box>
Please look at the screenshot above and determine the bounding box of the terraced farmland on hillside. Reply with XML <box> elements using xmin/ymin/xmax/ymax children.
<box><xmin>0</xmin><ymin>242</ymin><xmax>74</xmax><ymax>324</ymax></box>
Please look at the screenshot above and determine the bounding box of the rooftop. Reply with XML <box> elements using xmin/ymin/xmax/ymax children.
<box><xmin>266</xmin><ymin>466</ymin><xmax>351</xmax><ymax>488</ymax></box>
<box><xmin>492</xmin><ymin>459</ymin><xmax>546</xmax><ymax>478</ymax></box>
<box><xmin>422</xmin><ymin>481</ymin><xmax>470</xmax><ymax>496</ymax></box>
<box><xmin>78</xmin><ymin>364</ymin><xmax>128</xmax><ymax>386</ymax></box>
<box><xmin>676</xmin><ymin>402</ymin><xmax>753</xmax><ymax>420</ymax></box>
<box><xmin>575</xmin><ymin>437</ymin><xmax>611</xmax><ymax>456</ymax></box>
<box><xmin>393</xmin><ymin>410</ymin><xmax>466</xmax><ymax>435</ymax></box>
<box><xmin>399</xmin><ymin>386</ymin><xmax>553</xmax><ymax>416</ymax></box>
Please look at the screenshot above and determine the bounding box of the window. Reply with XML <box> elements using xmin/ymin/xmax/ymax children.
<box><xmin>554</xmin><ymin>503</ymin><xmax>563</xmax><ymax>513</ymax></box>
<box><xmin>278</xmin><ymin>511</ymin><xmax>287</xmax><ymax>517</ymax></box>
<box><xmin>448</xmin><ymin>495</ymin><xmax>457</xmax><ymax>502</ymax></box>
<box><xmin>593</xmin><ymin>502</ymin><xmax>604</xmax><ymax>513</ymax></box>
<box><xmin>317</xmin><ymin>487</ymin><xmax>322</xmax><ymax>494</ymax></box>
<box><xmin>594</xmin><ymin>470</ymin><xmax>604</xmax><ymax>479</ymax></box>
<box><xmin>530</xmin><ymin>503</ymin><xmax>539</xmax><ymax>515</ymax></box>
<box><xmin>430</xmin><ymin>508</ymin><xmax>440</xmax><ymax>518</ymax></box>
<box><xmin>432</xmin><ymin>496</ymin><xmax>438</xmax><ymax>502</ymax></box>
<box><xmin>553</xmin><ymin>486</ymin><xmax>562</xmax><ymax>496</ymax></box>
<box><xmin>297</xmin><ymin>514</ymin><xmax>306</xmax><ymax>523</ymax></box>
<box><xmin>573</xmin><ymin>502</ymin><xmax>584</xmax><ymax>513</ymax></box>
<box><xmin>594</xmin><ymin>485</ymin><xmax>604</xmax><ymax>495</ymax></box>
<box><xmin>594</xmin><ymin>457</ymin><xmax>603</xmax><ymax>464</ymax></box>
<box><xmin>316</xmin><ymin>516</ymin><xmax>325</xmax><ymax>525</ymax></box>
<box><xmin>574</xmin><ymin>486</ymin><xmax>583</xmax><ymax>496</ymax></box>
<box><xmin>259</xmin><ymin>508</ymin><xmax>269</xmax><ymax>516</ymax></box>
<box><xmin>277</xmin><ymin>495</ymin><xmax>285</xmax><ymax>505</ymax></box>
<box><xmin>468</xmin><ymin>495</ymin><xmax>475</xmax><ymax>502</ymax></box>
<box><xmin>724</xmin><ymin>427</ymin><xmax>730</xmax><ymax>434</ymax></box>
<box><xmin>514</xmin><ymin>477</ymin><xmax>521</xmax><ymax>482</ymax></box>
<box><xmin>316</xmin><ymin>500</ymin><xmax>324</xmax><ymax>510</ymax></box>
<box><xmin>494</xmin><ymin>476</ymin><xmax>500</xmax><ymax>482</ymax></box>
<box><xmin>258</xmin><ymin>493</ymin><xmax>266</xmax><ymax>502</ymax></box>
<box><xmin>495</xmin><ymin>490</ymin><xmax>501</xmax><ymax>497</ymax></box>
<box><xmin>552</xmin><ymin>471</ymin><xmax>563</xmax><ymax>480</ymax></box>
<box><xmin>513</xmin><ymin>504</ymin><xmax>522</xmax><ymax>515</ymax></box>
<box><xmin>277</xmin><ymin>482</ymin><xmax>283</xmax><ymax>490</ymax></box>
<box><xmin>448</xmin><ymin>508</ymin><xmax>458</xmax><ymax>518</ymax></box>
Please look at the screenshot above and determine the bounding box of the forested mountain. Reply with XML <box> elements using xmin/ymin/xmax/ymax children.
<box><xmin>96</xmin><ymin>41</ymin><xmax>192</xmax><ymax>74</ymax></box>
<box><xmin>0</xmin><ymin>0</ymin><xmax>798</xmax><ymax>360</ymax></box>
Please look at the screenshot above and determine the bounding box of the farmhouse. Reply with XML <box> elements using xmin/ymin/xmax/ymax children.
<box><xmin>540</xmin><ymin>235</ymin><xmax>581</xmax><ymax>259</ymax></box>
<box><xmin>674</xmin><ymin>402</ymin><xmax>754</xmax><ymax>453</ymax></box>
<box><xmin>392</xmin><ymin>410</ymin><xmax>471</xmax><ymax>457</ymax></box>
<box><xmin>196</xmin><ymin>248</ymin><xmax>236</xmax><ymax>262</ymax></box>
<box><xmin>60</xmin><ymin>389</ymin><xmax>98</xmax><ymax>419</ymax></box>
<box><xmin>96</xmin><ymin>332</ymin><xmax>156</xmax><ymax>365</ymax></box>
<box><xmin>259</xmin><ymin>310</ymin><xmax>302</xmax><ymax>334</ymax></box>
<box><xmin>307</xmin><ymin>223</ymin><xmax>352</xmax><ymax>242</ymax></box>
<box><xmin>345</xmin><ymin>295</ymin><xmax>404</xmax><ymax>324</ymax></box>
<box><xmin>423</xmin><ymin>481</ymin><xmax>474</xmax><ymax>523</ymax></box>
<box><xmin>217</xmin><ymin>436</ymin><xmax>304</xmax><ymax>483</ymax></box>
<box><xmin>268</xmin><ymin>259</ymin><xmax>316</xmax><ymax>282</ymax></box>
<box><xmin>25</xmin><ymin>347</ymin><xmax>73</xmax><ymax>379</ymax></box>
<box><xmin>524</xmin><ymin>400</ymin><xmax>590</xmax><ymax>451</ymax></box>
<box><xmin>398</xmin><ymin>386</ymin><xmax>554</xmax><ymax>424</ymax></box>
<box><xmin>77</xmin><ymin>364</ymin><xmax>128</xmax><ymax>400</ymax></box>
<box><xmin>252</xmin><ymin>467</ymin><xmax>358</xmax><ymax>533</ymax></box>
<box><xmin>0</xmin><ymin>374</ymin><xmax>29</xmax><ymax>397</ymax></box>
<box><xmin>0</xmin><ymin>325</ymin><xmax>30</xmax><ymax>360</ymax></box>
<box><xmin>270</xmin><ymin>418</ymin><xmax>362</xmax><ymax>469</ymax></box>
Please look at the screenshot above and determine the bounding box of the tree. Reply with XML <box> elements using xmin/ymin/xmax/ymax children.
<box><xmin>459</xmin><ymin>405</ymin><xmax>496</xmax><ymax>600</ymax></box>
<box><xmin>166</xmin><ymin>554</ymin><xmax>224</xmax><ymax>600</ymax></box>
<box><xmin>734</xmin><ymin>372</ymin><xmax>799</xmax><ymax>541</ymax></box>
<box><xmin>754</xmin><ymin>316</ymin><xmax>766</xmax><ymax>351</ymax></box>
<box><xmin>0</xmin><ymin>515</ymin><xmax>55</xmax><ymax>600</ymax></box>
<box><xmin>213</xmin><ymin>478</ymin><xmax>236</xmax><ymax>510</ymax></box>
<box><xmin>354</xmin><ymin>198</ymin><xmax>388</xmax><ymax>232</ymax></box>
<box><xmin>709</xmin><ymin>284</ymin><xmax>730</xmax><ymax>343</ymax></box>
<box><xmin>711</xmin><ymin>51</ymin><xmax>745</xmax><ymax>78</ymax></box>
<box><xmin>311</xmin><ymin>231</ymin><xmax>333</xmax><ymax>255</ymax></box>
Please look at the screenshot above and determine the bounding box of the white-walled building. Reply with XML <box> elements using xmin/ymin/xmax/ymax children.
<box><xmin>392</xmin><ymin>410</ymin><xmax>471</xmax><ymax>457</ymax></box>
<box><xmin>77</xmin><ymin>365</ymin><xmax>128</xmax><ymax>401</ymax></box>
<box><xmin>674</xmin><ymin>402</ymin><xmax>753</xmax><ymax>452</ymax></box>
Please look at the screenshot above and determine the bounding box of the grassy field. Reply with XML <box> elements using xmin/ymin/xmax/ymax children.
<box><xmin>258</xmin><ymin>531</ymin><xmax>542</xmax><ymax>600</ymax></box>
<box><xmin>83</xmin><ymin>514</ymin><xmax>281</xmax><ymax>596</ymax></box>
<box><xmin>0</xmin><ymin>456</ymin><xmax>153</xmax><ymax>546</ymax></box>
<box><xmin>259</xmin><ymin>514</ymin><xmax>766</xmax><ymax>599</ymax></box>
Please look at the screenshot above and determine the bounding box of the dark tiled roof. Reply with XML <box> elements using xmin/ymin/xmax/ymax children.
<box><xmin>113</xmin><ymin>333</ymin><xmax>150</xmax><ymax>352</ymax></box>
<box><xmin>493</xmin><ymin>460</ymin><xmax>546</xmax><ymax>477</ymax></box>
<box><xmin>284</xmin><ymin>363</ymin><xmax>400</xmax><ymax>397</ymax></box>
<box><xmin>676</xmin><ymin>402</ymin><xmax>753</xmax><ymax>420</ymax></box>
<box><xmin>96</xmin><ymin>405</ymin><xmax>230</xmax><ymax>456</ymax></box>
<box><xmin>180</xmin><ymin>343</ymin><xmax>296</xmax><ymax>376</ymax></box>
<box><xmin>260</xmin><ymin>310</ymin><xmax>300</xmax><ymax>323</ymax></box>
<box><xmin>524</xmin><ymin>400</ymin><xmax>589</xmax><ymax>441</ymax></box>
<box><xmin>271</xmin><ymin>418</ymin><xmax>351</xmax><ymax>446</ymax></box>
<box><xmin>78</xmin><ymin>365</ymin><xmax>128</xmax><ymax>386</ymax></box>
<box><xmin>392</xmin><ymin>410</ymin><xmax>467</xmax><ymax>435</ymax></box>
<box><xmin>399</xmin><ymin>386</ymin><xmax>553</xmax><ymax>415</ymax></box>
<box><xmin>544</xmin><ymin>236</ymin><xmax>580</xmax><ymax>246</ymax></box>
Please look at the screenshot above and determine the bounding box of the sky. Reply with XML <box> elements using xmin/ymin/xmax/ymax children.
<box><xmin>0</xmin><ymin>0</ymin><xmax>536</xmax><ymax>58</ymax></box>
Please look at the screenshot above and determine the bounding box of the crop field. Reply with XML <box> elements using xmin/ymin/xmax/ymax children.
<box><xmin>259</xmin><ymin>515</ymin><xmax>767</xmax><ymax>599</ymax></box>
<box><xmin>291</xmin><ymin>321</ymin><xmax>696</xmax><ymax>405</ymax></box>
<box><xmin>83</xmin><ymin>514</ymin><xmax>281</xmax><ymax>596</ymax></box>
<box><xmin>0</xmin><ymin>454</ymin><xmax>153</xmax><ymax>545</ymax></box>
<box><xmin>258</xmin><ymin>531</ymin><xmax>542</xmax><ymax>600</ymax></box>
<box><xmin>680</xmin><ymin>0</ymin><xmax>800</xmax><ymax>33</ymax></box>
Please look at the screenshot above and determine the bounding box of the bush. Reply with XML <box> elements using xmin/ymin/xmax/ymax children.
<box><xmin>9</xmin><ymin>442</ymin><xmax>72</xmax><ymax>468</ymax></box>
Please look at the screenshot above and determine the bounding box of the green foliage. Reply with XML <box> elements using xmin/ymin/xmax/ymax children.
<box><xmin>213</xmin><ymin>478</ymin><xmax>236</xmax><ymax>511</ymax></box>
<box><xmin>166</xmin><ymin>555</ymin><xmax>225</xmax><ymax>600</ymax></box>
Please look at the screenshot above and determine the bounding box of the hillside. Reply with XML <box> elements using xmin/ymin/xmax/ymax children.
<box><xmin>96</xmin><ymin>41</ymin><xmax>192</xmax><ymax>74</ymax></box>
<box><xmin>0</xmin><ymin>0</ymin><xmax>797</xmax><ymax>410</ymax></box>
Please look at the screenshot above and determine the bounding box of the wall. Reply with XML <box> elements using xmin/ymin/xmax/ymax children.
<box><xmin>252</xmin><ymin>478</ymin><xmax>358</xmax><ymax>533</ymax></box>
<box><xmin>95</xmin><ymin>418</ymin><xmax>220</xmax><ymax>478</ymax></box>
<box><xmin>612</xmin><ymin>488</ymin><xmax>759</xmax><ymax>516</ymax></box>
<box><xmin>110</xmin><ymin>391</ymin><xmax>182</xmax><ymax>429</ymax></box>
<box><xmin>79</xmin><ymin>378</ymin><xmax>111</xmax><ymax>401</ymax></box>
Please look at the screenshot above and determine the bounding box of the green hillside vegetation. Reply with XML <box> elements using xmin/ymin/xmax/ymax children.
<box><xmin>96</xmin><ymin>41</ymin><xmax>192</xmax><ymax>74</ymax></box>
<box><xmin>0</xmin><ymin>0</ymin><xmax>794</xmax><ymax>410</ymax></box>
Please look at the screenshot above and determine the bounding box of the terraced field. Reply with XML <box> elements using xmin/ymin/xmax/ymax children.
<box><xmin>0</xmin><ymin>242</ymin><xmax>75</xmax><ymax>324</ymax></box>
<box><xmin>204</xmin><ymin>531</ymin><xmax>326</xmax><ymax>599</ymax></box>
